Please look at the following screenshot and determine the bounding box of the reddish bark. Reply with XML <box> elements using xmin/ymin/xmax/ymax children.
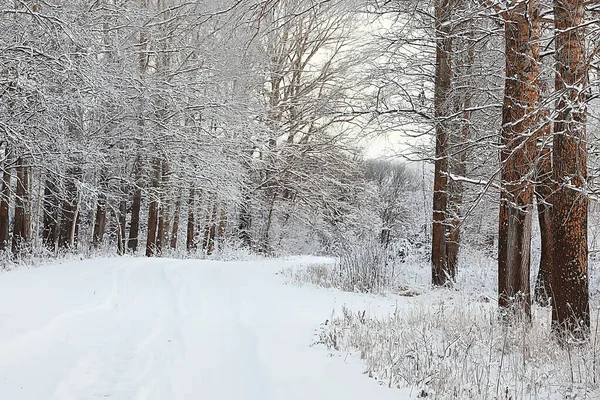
<box><xmin>497</xmin><ymin>0</ymin><xmax>542</xmax><ymax>318</ymax></box>
<box><xmin>551</xmin><ymin>0</ymin><xmax>589</xmax><ymax>338</ymax></box>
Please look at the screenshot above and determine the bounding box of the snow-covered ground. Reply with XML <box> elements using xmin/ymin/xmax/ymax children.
<box><xmin>0</xmin><ymin>256</ymin><xmax>414</xmax><ymax>400</ymax></box>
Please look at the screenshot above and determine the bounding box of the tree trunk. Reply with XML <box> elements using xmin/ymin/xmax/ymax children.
<box><xmin>260</xmin><ymin>193</ymin><xmax>276</xmax><ymax>254</ymax></box>
<box><xmin>170</xmin><ymin>195</ymin><xmax>181</xmax><ymax>250</ymax></box>
<box><xmin>238</xmin><ymin>190</ymin><xmax>252</xmax><ymax>248</ymax></box>
<box><xmin>551</xmin><ymin>0</ymin><xmax>589</xmax><ymax>338</ymax></box>
<box><xmin>202</xmin><ymin>205</ymin><xmax>211</xmax><ymax>252</ymax></box>
<box><xmin>207</xmin><ymin>203</ymin><xmax>218</xmax><ymax>255</ymax></box>
<box><xmin>146</xmin><ymin>157</ymin><xmax>161</xmax><ymax>257</ymax></box>
<box><xmin>431</xmin><ymin>0</ymin><xmax>453</xmax><ymax>286</ymax></box>
<box><xmin>128</xmin><ymin>157</ymin><xmax>143</xmax><ymax>252</ymax></box>
<box><xmin>497</xmin><ymin>0</ymin><xmax>541</xmax><ymax>319</ymax></box>
<box><xmin>92</xmin><ymin>169</ymin><xmax>108</xmax><ymax>248</ymax></box>
<box><xmin>117</xmin><ymin>198</ymin><xmax>127</xmax><ymax>256</ymax></box>
<box><xmin>218</xmin><ymin>206</ymin><xmax>227</xmax><ymax>251</ymax></box>
<box><xmin>0</xmin><ymin>148</ymin><xmax>11</xmax><ymax>251</ymax></box>
<box><xmin>42</xmin><ymin>175</ymin><xmax>59</xmax><ymax>252</ymax></box>
<box><xmin>59</xmin><ymin>167</ymin><xmax>80</xmax><ymax>250</ymax></box>
<box><xmin>533</xmin><ymin>142</ymin><xmax>553</xmax><ymax>305</ymax></box>
<box><xmin>156</xmin><ymin>159</ymin><xmax>170</xmax><ymax>255</ymax></box>
<box><xmin>12</xmin><ymin>157</ymin><xmax>28</xmax><ymax>255</ymax></box>
<box><xmin>186</xmin><ymin>188</ymin><xmax>195</xmax><ymax>251</ymax></box>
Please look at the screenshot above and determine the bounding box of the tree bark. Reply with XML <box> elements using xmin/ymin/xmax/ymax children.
<box><xmin>156</xmin><ymin>159</ymin><xmax>170</xmax><ymax>255</ymax></box>
<box><xmin>533</xmin><ymin>142</ymin><xmax>553</xmax><ymax>305</ymax></box>
<box><xmin>117</xmin><ymin>197</ymin><xmax>127</xmax><ymax>256</ymax></box>
<box><xmin>170</xmin><ymin>195</ymin><xmax>181</xmax><ymax>250</ymax></box>
<box><xmin>551</xmin><ymin>0</ymin><xmax>589</xmax><ymax>338</ymax></box>
<box><xmin>12</xmin><ymin>157</ymin><xmax>29</xmax><ymax>255</ymax></box>
<box><xmin>146</xmin><ymin>157</ymin><xmax>161</xmax><ymax>257</ymax></box>
<box><xmin>92</xmin><ymin>169</ymin><xmax>108</xmax><ymax>248</ymax></box>
<box><xmin>497</xmin><ymin>0</ymin><xmax>542</xmax><ymax>318</ymax></box>
<box><xmin>42</xmin><ymin>175</ymin><xmax>59</xmax><ymax>252</ymax></box>
<box><xmin>0</xmin><ymin>148</ymin><xmax>11</xmax><ymax>251</ymax></box>
<box><xmin>431</xmin><ymin>0</ymin><xmax>453</xmax><ymax>286</ymax></box>
<box><xmin>207</xmin><ymin>203</ymin><xmax>218</xmax><ymax>255</ymax></box>
<box><xmin>202</xmin><ymin>204</ymin><xmax>211</xmax><ymax>252</ymax></box>
<box><xmin>59</xmin><ymin>167</ymin><xmax>80</xmax><ymax>250</ymax></box>
<box><xmin>218</xmin><ymin>206</ymin><xmax>228</xmax><ymax>251</ymax></box>
<box><xmin>128</xmin><ymin>157</ymin><xmax>143</xmax><ymax>252</ymax></box>
<box><xmin>186</xmin><ymin>188</ymin><xmax>195</xmax><ymax>251</ymax></box>
<box><xmin>238</xmin><ymin>190</ymin><xmax>252</xmax><ymax>248</ymax></box>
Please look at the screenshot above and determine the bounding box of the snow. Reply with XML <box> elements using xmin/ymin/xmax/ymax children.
<box><xmin>0</xmin><ymin>256</ymin><xmax>413</xmax><ymax>399</ymax></box>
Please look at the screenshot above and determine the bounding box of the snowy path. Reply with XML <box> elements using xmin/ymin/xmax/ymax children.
<box><xmin>0</xmin><ymin>257</ymin><xmax>409</xmax><ymax>400</ymax></box>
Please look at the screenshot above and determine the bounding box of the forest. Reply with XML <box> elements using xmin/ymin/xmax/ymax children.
<box><xmin>1</xmin><ymin>0</ymin><xmax>600</xmax><ymax>353</ymax></box>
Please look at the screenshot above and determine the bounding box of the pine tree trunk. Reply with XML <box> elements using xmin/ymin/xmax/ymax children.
<box><xmin>59</xmin><ymin>167</ymin><xmax>80</xmax><ymax>250</ymax></box>
<box><xmin>218</xmin><ymin>206</ymin><xmax>227</xmax><ymax>250</ymax></box>
<box><xmin>551</xmin><ymin>0</ymin><xmax>589</xmax><ymax>338</ymax></box>
<box><xmin>42</xmin><ymin>175</ymin><xmax>59</xmax><ymax>252</ymax></box>
<box><xmin>117</xmin><ymin>197</ymin><xmax>127</xmax><ymax>255</ymax></box>
<box><xmin>146</xmin><ymin>157</ymin><xmax>160</xmax><ymax>257</ymax></box>
<box><xmin>0</xmin><ymin>148</ymin><xmax>11</xmax><ymax>251</ymax></box>
<box><xmin>186</xmin><ymin>188</ymin><xmax>195</xmax><ymax>251</ymax></box>
<box><xmin>170</xmin><ymin>195</ymin><xmax>181</xmax><ymax>250</ymax></box>
<box><xmin>431</xmin><ymin>0</ymin><xmax>453</xmax><ymax>286</ymax></box>
<box><xmin>207</xmin><ymin>203</ymin><xmax>218</xmax><ymax>255</ymax></box>
<box><xmin>156</xmin><ymin>160</ymin><xmax>169</xmax><ymax>255</ymax></box>
<box><xmin>534</xmin><ymin>143</ymin><xmax>553</xmax><ymax>305</ymax></box>
<box><xmin>497</xmin><ymin>1</ymin><xmax>541</xmax><ymax>318</ymax></box>
<box><xmin>238</xmin><ymin>191</ymin><xmax>252</xmax><ymax>248</ymax></box>
<box><xmin>92</xmin><ymin>170</ymin><xmax>108</xmax><ymax>248</ymax></box>
<box><xmin>202</xmin><ymin>205</ymin><xmax>211</xmax><ymax>252</ymax></box>
<box><xmin>260</xmin><ymin>193</ymin><xmax>276</xmax><ymax>254</ymax></box>
<box><xmin>128</xmin><ymin>157</ymin><xmax>143</xmax><ymax>252</ymax></box>
<box><xmin>12</xmin><ymin>158</ymin><xmax>26</xmax><ymax>255</ymax></box>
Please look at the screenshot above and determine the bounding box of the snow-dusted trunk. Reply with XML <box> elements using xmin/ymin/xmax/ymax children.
<box><xmin>0</xmin><ymin>148</ymin><xmax>11</xmax><ymax>251</ymax></box>
<box><xmin>59</xmin><ymin>167</ymin><xmax>80</xmax><ymax>250</ymax></box>
<box><xmin>551</xmin><ymin>0</ymin><xmax>589</xmax><ymax>338</ymax></box>
<box><xmin>431</xmin><ymin>0</ymin><xmax>453</xmax><ymax>286</ymax></box>
<box><xmin>238</xmin><ymin>190</ymin><xmax>252</xmax><ymax>248</ymax></box>
<box><xmin>206</xmin><ymin>203</ymin><xmax>218</xmax><ymax>256</ymax></box>
<box><xmin>128</xmin><ymin>159</ymin><xmax>143</xmax><ymax>253</ymax></box>
<box><xmin>146</xmin><ymin>157</ymin><xmax>161</xmax><ymax>257</ymax></box>
<box><xmin>156</xmin><ymin>161</ymin><xmax>170</xmax><ymax>256</ymax></box>
<box><xmin>42</xmin><ymin>175</ymin><xmax>59</xmax><ymax>252</ymax></box>
<box><xmin>170</xmin><ymin>196</ymin><xmax>181</xmax><ymax>250</ymax></box>
<box><xmin>92</xmin><ymin>169</ymin><xmax>108</xmax><ymax>248</ymax></box>
<box><xmin>186</xmin><ymin>188</ymin><xmax>195</xmax><ymax>251</ymax></box>
<box><xmin>534</xmin><ymin>143</ymin><xmax>553</xmax><ymax>305</ymax></box>
<box><xmin>117</xmin><ymin>197</ymin><xmax>127</xmax><ymax>256</ymax></box>
<box><xmin>12</xmin><ymin>157</ymin><xmax>30</xmax><ymax>255</ymax></box>
<box><xmin>218</xmin><ymin>206</ymin><xmax>227</xmax><ymax>250</ymax></box>
<box><xmin>497</xmin><ymin>0</ymin><xmax>542</xmax><ymax>318</ymax></box>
